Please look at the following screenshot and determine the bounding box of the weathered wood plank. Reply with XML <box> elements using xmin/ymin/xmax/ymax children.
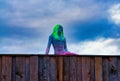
<box><xmin>76</xmin><ymin>56</ymin><xmax>82</xmax><ymax>81</ymax></box>
<box><xmin>38</xmin><ymin>56</ymin><xmax>44</xmax><ymax>81</ymax></box>
<box><xmin>12</xmin><ymin>56</ymin><xmax>16</xmax><ymax>81</ymax></box>
<box><xmin>38</xmin><ymin>56</ymin><xmax>49</xmax><ymax>81</ymax></box>
<box><xmin>2</xmin><ymin>56</ymin><xmax>12</xmax><ymax>81</ymax></box>
<box><xmin>30</xmin><ymin>56</ymin><xmax>38</xmax><ymax>81</ymax></box>
<box><xmin>86</xmin><ymin>57</ymin><xmax>90</xmax><ymax>81</ymax></box>
<box><xmin>16</xmin><ymin>56</ymin><xmax>26</xmax><ymax>81</ymax></box>
<box><xmin>109</xmin><ymin>57</ymin><xmax>118</xmax><ymax>81</ymax></box>
<box><xmin>0</xmin><ymin>56</ymin><xmax>2</xmax><ymax>81</ymax></box>
<box><xmin>0</xmin><ymin>55</ymin><xmax>120</xmax><ymax>81</ymax></box>
<box><xmin>95</xmin><ymin>57</ymin><xmax>102</xmax><ymax>81</ymax></box>
<box><xmin>103</xmin><ymin>57</ymin><xmax>109</xmax><ymax>81</ymax></box>
<box><xmin>26</xmin><ymin>56</ymin><xmax>30</xmax><ymax>81</ymax></box>
<box><xmin>82</xmin><ymin>56</ymin><xmax>86</xmax><ymax>81</ymax></box>
<box><xmin>118</xmin><ymin>57</ymin><xmax>120</xmax><ymax>81</ymax></box>
<box><xmin>69</xmin><ymin>56</ymin><xmax>77</xmax><ymax>81</ymax></box>
<box><xmin>49</xmin><ymin>56</ymin><xmax>57</xmax><ymax>81</ymax></box>
<box><xmin>57</xmin><ymin>56</ymin><xmax>63</xmax><ymax>81</ymax></box>
<box><xmin>63</xmin><ymin>57</ymin><xmax>70</xmax><ymax>81</ymax></box>
<box><xmin>90</xmin><ymin>57</ymin><xmax>95</xmax><ymax>81</ymax></box>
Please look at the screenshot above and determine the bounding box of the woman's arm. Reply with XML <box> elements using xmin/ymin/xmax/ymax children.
<box><xmin>64</xmin><ymin>38</ymin><xmax>68</xmax><ymax>52</ymax></box>
<box><xmin>45</xmin><ymin>36</ymin><xmax>52</xmax><ymax>54</ymax></box>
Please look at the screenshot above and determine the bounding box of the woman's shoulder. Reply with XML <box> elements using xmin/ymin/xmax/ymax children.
<box><xmin>49</xmin><ymin>35</ymin><xmax>54</xmax><ymax>39</ymax></box>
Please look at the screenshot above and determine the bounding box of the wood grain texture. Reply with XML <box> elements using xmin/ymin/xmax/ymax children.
<box><xmin>86</xmin><ymin>57</ymin><xmax>90</xmax><ymax>81</ymax></box>
<box><xmin>109</xmin><ymin>57</ymin><xmax>118</xmax><ymax>81</ymax></box>
<box><xmin>38</xmin><ymin>56</ymin><xmax>43</xmax><ymax>81</ymax></box>
<box><xmin>76</xmin><ymin>56</ymin><xmax>82</xmax><ymax>81</ymax></box>
<box><xmin>95</xmin><ymin>57</ymin><xmax>102</xmax><ymax>81</ymax></box>
<box><xmin>0</xmin><ymin>57</ymin><xmax>2</xmax><ymax>81</ymax></box>
<box><xmin>118</xmin><ymin>57</ymin><xmax>120</xmax><ymax>81</ymax></box>
<box><xmin>30</xmin><ymin>56</ymin><xmax>38</xmax><ymax>81</ymax></box>
<box><xmin>15</xmin><ymin>56</ymin><xmax>26</xmax><ymax>81</ymax></box>
<box><xmin>82</xmin><ymin>56</ymin><xmax>86</xmax><ymax>81</ymax></box>
<box><xmin>63</xmin><ymin>57</ymin><xmax>70</xmax><ymax>81</ymax></box>
<box><xmin>103</xmin><ymin>57</ymin><xmax>109</xmax><ymax>81</ymax></box>
<box><xmin>2</xmin><ymin>56</ymin><xmax>12</xmax><ymax>81</ymax></box>
<box><xmin>12</xmin><ymin>56</ymin><xmax>16</xmax><ymax>81</ymax></box>
<box><xmin>49</xmin><ymin>56</ymin><xmax>57</xmax><ymax>81</ymax></box>
<box><xmin>57</xmin><ymin>56</ymin><xmax>63</xmax><ymax>81</ymax></box>
<box><xmin>26</xmin><ymin>56</ymin><xmax>30</xmax><ymax>81</ymax></box>
<box><xmin>90</xmin><ymin>57</ymin><xmax>95</xmax><ymax>81</ymax></box>
<box><xmin>69</xmin><ymin>57</ymin><xmax>77</xmax><ymax>81</ymax></box>
<box><xmin>38</xmin><ymin>56</ymin><xmax>50</xmax><ymax>81</ymax></box>
<box><xmin>0</xmin><ymin>56</ymin><xmax>120</xmax><ymax>81</ymax></box>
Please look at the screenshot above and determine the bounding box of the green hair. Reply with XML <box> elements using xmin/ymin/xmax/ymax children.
<box><xmin>52</xmin><ymin>24</ymin><xmax>64</xmax><ymax>40</ymax></box>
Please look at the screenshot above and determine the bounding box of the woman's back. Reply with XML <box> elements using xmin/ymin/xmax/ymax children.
<box><xmin>49</xmin><ymin>35</ymin><xmax>67</xmax><ymax>54</ymax></box>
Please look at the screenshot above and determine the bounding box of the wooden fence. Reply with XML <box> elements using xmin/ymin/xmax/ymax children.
<box><xmin>0</xmin><ymin>55</ymin><xmax>120</xmax><ymax>81</ymax></box>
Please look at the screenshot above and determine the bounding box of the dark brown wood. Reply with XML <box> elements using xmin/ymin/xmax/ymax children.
<box><xmin>63</xmin><ymin>57</ymin><xmax>70</xmax><ymax>81</ymax></box>
<box><xmin>81</xmin><ymin>57</ymin><xmax>91</xmax><ymax>81</ymax></box>
<box><xmin>30</xmin><ymin>56</ymin><xmax>38</xmax><ymax>81</ymax></box>
<box><xmin>12</xmin><ymin>56</ymin><xmax>16</xmax><ymax>81</ymax></box>
<box><xmin>82</xmin><ymin>56</ymin><xmax>86</xmax><ymax>81</ymax></box>
<box><xmin>38</xmin><ymin>56</ymin><xmax>50</xmax><ymax>81</ymax></box>
<box><xmin>109</xmin><ymin>57</ymin><xmax>118</xmax><ymax>81</ymax></box>
<box><xmin>95</xmin><ymin>57</ymin><xmax>102</xmax><ymax>81</ymax></box>
<box><xmin>0</xmin><ymin>57</ymin><xmax>2</xmax><ymax>81</ymax></box>
<box><xmin>69</xmin><ymin>57</ymin><xmax>77</xmax><ymax>81</ymax></box>
<box><xmin>57</xmin><ymin>56</ymin><xmax>63</xmax><ymax>81</ymax></box>
<box><xmin>118</xmin><ymin>57</ymin><xmax>120</xmax><ymax>81</ymax></box>
<box><xmin>49</xmin><ymin>56</ymin><xmax>57</xmax><ymax>81</ymax></box>
<box><xmin>0</xmin><ymin>56</ymin><xmax>120</xmax><ymax>81</ymax></box>
<box><xmin>76</xmin><ymin>56</ymin><xmax>82</xmax><ymax>81</ymax></box>
<box><xmin>2</xmin><ymin>56</ymin><xmax>12</xmax><ymax>81</ymax></box>
<box><xmin>90</xmin><ymin>57</ymin><xmax>95</xmax><ymax>81</ymax></box>
<box><xmin>86</xmin><ymin>57</ymin><xmax>90</xmax><ymax>81</ymax></box>
<box><xmin>38</xmin><ymin>56</ymin><xmax>43</xmax><ymax>81</ymax></box>
<box><xmin>26</xmin><ymin>56</ymin><xmax>30</xmax><ymax>81</ymax></box>
<box><xmin>103</xmin><ymin>57</ymin><xmax>109</xmax><ymax>81</ymax></box>
<box><xmin>15</xmin><ymin>57</ymin><xmax>26</xmax><ymax>81</ymax></box>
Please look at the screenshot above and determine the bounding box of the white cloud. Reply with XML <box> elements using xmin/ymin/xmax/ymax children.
<box><xmin>1</xmin><ymin>37</ymin><xmax>120</xmax><ymax>55</ymax></box>
<box><xmin>0</xmin><ymin>38</ymin><xmax>46</xmax><ymax>54</ymax></box>
<box><xmin>108</xmin><ymin>3</ymin><xmax>120</xmax><ymax>25</ymax></box>
<box><xmin>0</xmin><ymin>0</ymin><xmax>104</xmax><ymax>29</ymax></box>
<box><xmin>68</xmin><ymin>38</ymin><xmax>120</xmax><ymax>55</ymax></box>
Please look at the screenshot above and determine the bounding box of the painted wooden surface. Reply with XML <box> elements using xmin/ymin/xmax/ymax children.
<box><xmin>0</xmin><ymin>56</ymin><xmax>120</xmax><ymax>81</ymax></box>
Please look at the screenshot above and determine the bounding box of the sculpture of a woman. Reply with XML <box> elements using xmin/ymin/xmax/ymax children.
<box><xmin>45</xmin><ymin>24</ymin><xmax>76</xmax><ymax>55</ymax></box>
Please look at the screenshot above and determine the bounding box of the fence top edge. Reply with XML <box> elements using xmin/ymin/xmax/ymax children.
<box><xmin>0</xmin><ymin>54</ymin><xmax>120</xmax><ymax>57</ymax></box>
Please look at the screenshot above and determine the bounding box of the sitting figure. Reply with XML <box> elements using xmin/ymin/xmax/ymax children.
<box><xmin>45</xmin><ymin>24</ymin><xmax>76</xmax><ymax>55</ymax></box>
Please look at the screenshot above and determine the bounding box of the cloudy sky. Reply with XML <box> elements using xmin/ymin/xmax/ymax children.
<box><xmin>0</xmin><ymin>0</ymin><xmax>120</xmax><ymax>55</ymax></box>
